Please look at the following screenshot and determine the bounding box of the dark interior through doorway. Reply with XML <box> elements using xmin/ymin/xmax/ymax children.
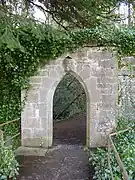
<box><xmin>53</xmin><ymin>73</ymin><xmax>87</xmax><ymax>145</ymax></box>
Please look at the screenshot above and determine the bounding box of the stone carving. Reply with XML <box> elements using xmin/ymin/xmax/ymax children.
<box><xmin>63</xmin><ymin>56</ymin><xmax>77</xmax><ymax>72</ymax></box>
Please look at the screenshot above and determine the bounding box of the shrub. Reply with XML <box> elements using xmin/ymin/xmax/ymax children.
<box><xmin>89</xmin><ymin>119</ymin><xmax>135</xmax><ymax>180</ymax></box>
<box><xmin>0</xmin><ymin>140</ymin><xmax>19</xmax><ymax>180</ymax></box>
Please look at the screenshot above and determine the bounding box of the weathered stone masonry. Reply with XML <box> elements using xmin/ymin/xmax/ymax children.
<box><xmin>21</xmin><ymin>47</ymin><xmax>118</xmax><ymax>148</ymax></box>
<box><xmin>118</xmin><ymin>57</ymin><xmax>135</xmax><ymax>120</ymax></box>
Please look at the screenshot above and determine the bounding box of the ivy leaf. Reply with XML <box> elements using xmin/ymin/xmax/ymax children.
<box><xmin>0</xmin><ymin>27</ymin><xmax>25</xmax><ymax>52</ymax></box>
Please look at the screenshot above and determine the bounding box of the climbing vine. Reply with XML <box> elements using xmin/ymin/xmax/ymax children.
<box><xmin>89</xmin><ymin>118</ymin><xmax>135</xmax><ymax>179</ymax></box>
<box><xmin>0</xmin><ymin>19</ymin><xmax>135</xmax><ymax>144</ymax></box>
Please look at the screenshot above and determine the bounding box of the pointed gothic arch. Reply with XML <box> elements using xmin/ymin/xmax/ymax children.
<box><xmin>21</xmin><ymin>48</ymin><xmax>117</xmax><ymax>150</ymax></box>
<box><xmin>53</xmin><ymin>71</ymin><xmax>89</xmax><ymax>145</ymax></box>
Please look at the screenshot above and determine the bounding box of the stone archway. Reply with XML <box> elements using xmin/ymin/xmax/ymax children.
<box><xmin>21</xmin><ymin>47</ymin><xmax>117</xmax><ymax>149</ymax></box>
<box><xmin>53</xmin><ymin>72</ymin><xmax>88</xmax><ymax>145</ymax></box>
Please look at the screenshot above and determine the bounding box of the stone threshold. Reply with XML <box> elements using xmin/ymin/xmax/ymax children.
<box><xmin>15</xmin><ymin>146</ymin><xmax>48</xmax><ymax>156</ymax></box>
<box><xmin>15</xmin><ymin>145</ymin><xmax>63</xmax><ymax>156</ymax></box>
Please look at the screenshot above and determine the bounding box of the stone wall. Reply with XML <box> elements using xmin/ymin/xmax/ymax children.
<box><xmin>21</xmin><ymin>47</ymin><xmax>118</xmax><ymax>148</ymax></box>
<box><xmin>118</xmin><ymin>57</ymin><xmax>135</xmax><ymax>120</ymax></box>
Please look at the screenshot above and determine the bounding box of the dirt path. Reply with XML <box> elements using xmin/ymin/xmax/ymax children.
<box><xmin>17</xmin><ymin>144</ymin><xmax>93</xmax><ymax>180</ymax></box>
<box><xmin>53</xmin><ymin>113</ymin><xmax>86</xmax><ymax>146</ymax></box>
<box><xmin>17</xmin><ymin>113</ymin><xmax>93</xmax><ymax>180</ymax></box>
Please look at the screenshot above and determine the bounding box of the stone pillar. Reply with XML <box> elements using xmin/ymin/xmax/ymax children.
<box><xmin>21</xmin><ymin>62</ymin><xmax>65</xmax><ymax>148</ymax></box>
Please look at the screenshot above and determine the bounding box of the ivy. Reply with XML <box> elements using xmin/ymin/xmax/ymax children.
<box><xmin>0</xmin><ymin>20</ymin><xmax>135</xmax><ymax>146</ymax></box>
<box><xmin>0</xmin><ymin>140</ymin><xmax>19</xmax><ymax>179</ymax></box>
<box><xmin>89</xmin><ymin>119</ymin><xmax>135</xmax><ymax>180</ymax></box>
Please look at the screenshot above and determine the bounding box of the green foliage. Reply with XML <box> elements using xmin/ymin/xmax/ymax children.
<box><xmin>0</xmin><ymin>2</ymin><xmax>135</xmax><ymax>179</ymax></box>
<box><xmin>2</xmin><ymin>121</ymin><xmax>21</xmax><ymax>149</ymax></box>
<box><xmin>53</xmin><ymin>73</ymin><xmax>86</xmax><ymax>120</ymax></box>
<box><xmin>0</xmin><ymin>141</ymin><xmax>19</xmax><ymax>179</ymax></box>
<box><xmin>0</xmin><ymin>0</ymin><xmax>128</xmax><ymax>29</ymax></box>
<box><xmin>0</xmin><ymin>17</ymin><xmax>135</xmax><ymax>146</ymax></box>
<box><xmin>89</xmin><ymin>119</ymin><xmax>135</xmax><ymax>180</ymax></box>
<box><xmin>36</xmin><ymin>0</ymin><xmax>124</xmax><ymax>28</ymax></box>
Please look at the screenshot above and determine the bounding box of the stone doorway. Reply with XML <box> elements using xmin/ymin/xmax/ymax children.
<box><xmin>53</xmin><ymin>73</ymin><xmax>87</xmax><ymax>145</ymax></box>
<box><xmin>21</xmin><ymin>47</ymin><xmax>117</xmax><ymax>150</ymax></box>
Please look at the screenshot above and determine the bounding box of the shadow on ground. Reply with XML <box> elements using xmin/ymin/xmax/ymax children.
<box><xmin>53</xmin><ymin>113</ymin><xmax>86</xmax><ymax>145</ymax></box>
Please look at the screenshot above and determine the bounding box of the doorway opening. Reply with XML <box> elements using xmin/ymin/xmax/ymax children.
<box><xmin>53</xmin><ymin>72</ymin><xmax>87</xmax><ymax>145</ymax></box>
